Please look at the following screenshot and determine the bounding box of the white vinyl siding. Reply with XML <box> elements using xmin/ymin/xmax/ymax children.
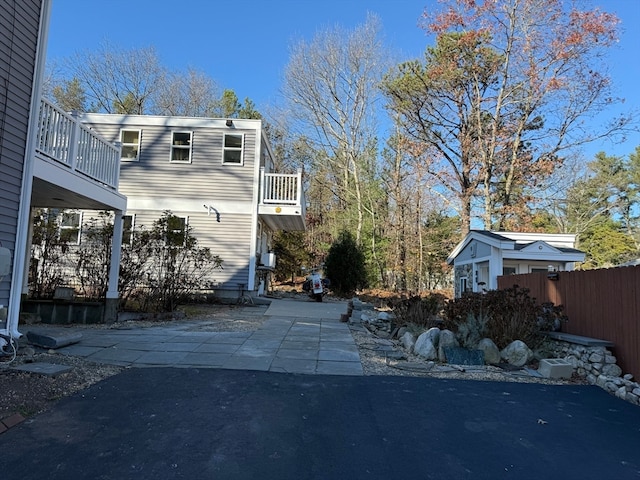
<box><xmin>125</xmin><ymin>210</ymin><xmax>253</xmax><ymax>289</ymax></box>
<box><xmin>79</xmin><ymin>117</ymin><xmax>262</xmax><ymax>292</ymax></box>
<box><xmin>83</xmin><ymin>122</ymin><xmax>257</xmax><ymax>205</ymax></box>
<box><xmin>0</xmin><ymin>0</ymin><xmax>43</xmax><ymax>305</ymax></box>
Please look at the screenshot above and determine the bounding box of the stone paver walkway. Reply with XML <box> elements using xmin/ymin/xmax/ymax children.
<box><xmin>24</xmin><ymin>300</ymin><xmax>363</xmax><ymax>376</ymax></box>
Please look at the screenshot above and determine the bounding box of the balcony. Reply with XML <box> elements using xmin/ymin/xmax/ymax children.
<box><xmin>31</xmin><ymin>99</ymin><xmax>126</xmax><ymax>211</ymax></box>
<box><xmin>258</xmin><ymin>167</ymin><xmax>306</xmax><ymax>231</ymax></box>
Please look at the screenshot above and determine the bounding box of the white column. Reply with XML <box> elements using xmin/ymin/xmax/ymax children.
<box><xmin>107</xmin><ymin>210</ymin><xmax>124</xmax><ymax>300</ymax></box>
<box><xmin>21</xmin><ymin>208</ymin><xmax>35</xmax><ymax>296</ymax></box>
<box><xmin>489</xmin><ymin>246</ymin><xmax>504</xmax><ymax>291</ymax></box>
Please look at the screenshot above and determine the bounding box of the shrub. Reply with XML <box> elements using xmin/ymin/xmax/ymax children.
<box><xmin>324</xmin><ymin>230</ymin><xmax>367</xmax><ymax>296</ymax></box>
<box><xmin>391</xmin><ymin>293</ymin><xmax>447</xmax><ymax>328</ymax></box>
<box><xmin>120</xmin><ymin>211</ymin><xmax>223</xmax><ymax>312</ymax></box>
<box><xmin>455</xmin><ymin>312</ymin><xmax>490</xmax><ymax>349</ymax></box>
<box><xmin>443</xmin><ymin>286</ymin><xmax>564</xmax><ymax>350</ymax></box>
<box><xmin>29</xmin><ymin>208</ymin><xmax>73</xmax><ymax>299</ymax></box>
<box><xmin>75</xmin><ymin>212</ymin><xmax>113</xmax><ymax>300</ymax></box>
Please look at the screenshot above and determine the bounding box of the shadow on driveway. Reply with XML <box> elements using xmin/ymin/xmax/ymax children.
<box><xmin>1</xmin><ymin>368</ymin><xmax>639</xmax><ymax>479</ymax></box>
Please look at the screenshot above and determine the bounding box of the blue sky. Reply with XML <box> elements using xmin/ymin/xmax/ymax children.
<box><xmin>46</xmin><ymin>0</ymin><xmax>639</xmax><ymax>158</ymax></box>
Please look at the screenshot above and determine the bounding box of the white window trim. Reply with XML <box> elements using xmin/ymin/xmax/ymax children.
<box><xmin>222</xmin><ymin>132</ymin><xmax>244</xmax><ymax>165</ymax></box>
<box><xmin>120</xmin><ymin>129</ymin><xmax>141</xmax><ymax>161</ymax></box>
<box><xmin>170</xmin><ymin>131</ymin><xmax>193</xmax><ymax>163</ymax></box>
<box><xmin>60</xmin><ymin>210</ymin><xmax>82</xmax><ymax>245</ymax></box>
<box><xmin>122</xmin><ymin>214</ymin><xmax>135</xmax><ymax>244</ymax></box>
<box><xmin>167</xmin><ymin>215</ymin><xmax>189</xmax><ymax>246</ymax></box>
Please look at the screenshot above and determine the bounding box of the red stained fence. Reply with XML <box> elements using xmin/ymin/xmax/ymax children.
<box><xmin>497</xmin><ymin>266</ymin><xmax>640</xmax><ymax>379</ymax></box>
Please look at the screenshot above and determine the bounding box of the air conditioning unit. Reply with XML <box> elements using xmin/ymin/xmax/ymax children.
<box><xmin>260</xmin><ymin>253</ymin><xmax>276</xmax><ymax>269</ymax></box>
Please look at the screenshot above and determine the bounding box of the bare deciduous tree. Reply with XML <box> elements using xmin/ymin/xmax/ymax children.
<box><xmin>283</xmin><ymin>14</ymin><xmax>389</xmax><ymax>244</ymax></box>
<box><xmin>155</xmin><ymin>67</ymin><xmax>221</xmax><ymax>117</ymax></box>
<box><xmin>64</xmin><ymin>41</ymin><xmax>166</xmax><ymax>114</ymax></box>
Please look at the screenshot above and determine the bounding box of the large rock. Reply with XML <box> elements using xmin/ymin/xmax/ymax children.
<box><xmin>438</xmin><ymin>330</ymin><xmax>459</xmax><ymax>363</ymax></box>
<box><xmin>477</xmin><ymin>338</ymin><xmax>501</xmax><ymax>365</ymax></box>
<box><xmin>400</xmin><ymin>331</ymin><xmax>416</xmax><ymax>351</ymax></box>
<box><xmin>414</xmin><ymin>334</ymin><xmax>438</xmax><ymax>360</ymax></box>
<box><xmin>501</xmin><ymin>340</ymin><xmax>534</xmax><ymax>367</ymax></box>
<box><xmin>424</xmin><ymin>327</ymin><xmax>440</xmax><ymax>346</ymax></box>
<box><xmin>602</xmin><ymin>363</ymin><xmax>622</xmax><ymax>377</ymax></box>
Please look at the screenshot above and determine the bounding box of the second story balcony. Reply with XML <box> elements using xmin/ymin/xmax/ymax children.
<box><xmin>258</xmin><ymin>167</ymin><xmax>306</xmax><ymax>231</ymax></box>
<box><xmin>32</xmin><ymin>99</ymin><xmax>126</xmax><ymax>211</ymax></box>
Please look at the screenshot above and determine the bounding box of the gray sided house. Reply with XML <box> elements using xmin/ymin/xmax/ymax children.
<box><xmin>447</xmin><ymin>230</ymin><xmax>585</xmax><ymax>298</ymax></box>
<box><xmin>2</xmin><ymin>1</ymin><xmax>127</xmax><ymax>345</ymax></box>
<box><xmin>1</xmin><ymin>1</ymin><xmax>50</xmax><ymax>342</ymax></box>
<box><xmin>80</xmin><ymin>114</ymin><xmax>306</xmax><ymax>298</ymax></box>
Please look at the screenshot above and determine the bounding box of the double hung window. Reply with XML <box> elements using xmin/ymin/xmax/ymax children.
<box><xmin>122</xmin><ymin>215</ymin><xmax>134</xmax><ymax>244</ymax></box>
<box><xmin>171</xmin><ymin>131</ymin><xmax>193</xmax><ymax>163</ymax></box>
<box><xmin>166</xmin><ymin>216</ymin><xmax>188</xmax><ymax>246</ymax></box>
<box><xmin>223</xmin><ymin>133</ymin><xmax>243</xmax><ymax>164</ymax></box>
<box><xmin>59</xmin><ymin>211</ymin><xmax>82</xmax><ymax>244</ymax></box>
<box><xmin>120</xmin><ymin>129</ymin><xmax>141</xmax><ymax>161</ymax></box>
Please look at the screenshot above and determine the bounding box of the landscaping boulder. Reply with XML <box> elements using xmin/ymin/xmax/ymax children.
<box><xmin>424</xmin><ymin>327</ymin><xmax>440</xmax><ymax>346</ymax></box>
<box><xmin>414</xmin><ymin>334</ymin><xmax>438</xmax><ymax>360</ymax></box>
<box><xmin>400</xmin><ymin>331</ymin><xmax>416</xmax><ymax>351</ymax></box>
<box><xmin>501</xmin><ymin>340</ymin><xmax>533</xmax><ymax>367</ymax></box>
<box><xmin>477</xmin><ymin>338</ymin><xmax>501</xmax><ymax>365</ymax></box>
<box><xmin>602</xmin><ymin>363</ymin><xmax>622</xmax><ymax>377</ymax></box>
<box><xmin>438</xmin><ymin>329</ymin><xmax>459</xmax><ymax>363</ymax></box>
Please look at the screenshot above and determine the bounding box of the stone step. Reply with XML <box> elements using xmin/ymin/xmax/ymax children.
<box><xmin>26</xmin><ymin>330</ymin><xmax>82</xmax><ymax>349</ymax></box>
<box><xmin>12</xmin><ymin>362</ymin><xmax>73</xmax><ymax>376</ymax></box>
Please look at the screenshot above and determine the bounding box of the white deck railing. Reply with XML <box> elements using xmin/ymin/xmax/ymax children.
<box><xmin>35</xmin><ymin>99</ymin><xmax>120</xmax><ymax>189</ymax></box>
<box><xmin>260</xmin><ymin>167</ymin><xmax>304</xmax><ymax>206</ymax></box>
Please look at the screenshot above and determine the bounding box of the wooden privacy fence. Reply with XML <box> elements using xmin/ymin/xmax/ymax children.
<box><xmin>497</xmin><ymin>266</ymin><xmax>640</xmax><ymax>380</ymax></box>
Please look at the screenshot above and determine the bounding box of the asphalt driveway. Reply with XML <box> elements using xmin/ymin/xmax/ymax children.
<box><xmin>1</xmin><ymin>368</ymin><xmax>639</xmax><ymax>479</ymax></box>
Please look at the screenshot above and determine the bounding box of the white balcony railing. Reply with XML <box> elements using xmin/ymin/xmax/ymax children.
<box><xmin>35</xmin><ymin>99</ymin><xmax>120</xmax><ymax>189</ymax></box>
<box><xmin>260</xmin><ymin>167</ymin><xmax>303</xmax><ymax>206</ymax></box>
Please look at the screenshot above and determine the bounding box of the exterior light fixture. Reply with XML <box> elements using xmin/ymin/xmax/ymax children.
<box><xmin>226</xmin><ymin>119</ymin><xmax>233</xmax><ymax>127</ymax></box>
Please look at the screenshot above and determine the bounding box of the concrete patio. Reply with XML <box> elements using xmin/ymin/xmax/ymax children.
<box><xmin>21</xmin><ymin>299</ymin><xmax>363</xmax><ymax>376</ymax></box>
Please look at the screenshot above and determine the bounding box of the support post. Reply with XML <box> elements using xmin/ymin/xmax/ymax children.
<box><xmin>104</xmin><ymin>210</ymin><xmax>124</xmax><ymax>323</ymax></box>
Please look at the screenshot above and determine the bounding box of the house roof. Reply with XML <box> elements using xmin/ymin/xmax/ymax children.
<box><xmin>447</xmin><ymin>230</ymin><xmax>585</xmax><ymax>265</ymax></box>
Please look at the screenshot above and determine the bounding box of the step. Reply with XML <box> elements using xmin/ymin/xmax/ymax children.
<box><xmin>26</xmin><ymin>330</ymin><xmax>82</xmax><ymax>349</ymax></box>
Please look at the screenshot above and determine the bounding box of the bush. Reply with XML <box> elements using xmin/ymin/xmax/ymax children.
<box><xmin>324</xmin><ymin>230</ymin><xmax>367</xmax><ymax>296</ymax></box>
<box><xmin>391</xmin><ymin>293</ymin><xmax>447</xmax><ymax>328</ymax></box>
<box><xmin>120</xmin><ymin>211</ymin><xmax>223</xmax><ymax>312</ymax></box>
<box><xmin>29</xmin><ymin>208</ymin><xmax>73</xmax><ymax>299</ymax></box>
<box><xmin>455</xmin><ymin>312</ymin><xmax>490</xmax><ymax>349</ymax></box>
<box><xmin>75</xmin><ymin>212</ymin><xmax>113</xmax><ymax>300</ymax></box>
<box><xmin>443</xmin><ymin>285</ymin><xmax>563</xmax><ymax>350</ymax></box>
